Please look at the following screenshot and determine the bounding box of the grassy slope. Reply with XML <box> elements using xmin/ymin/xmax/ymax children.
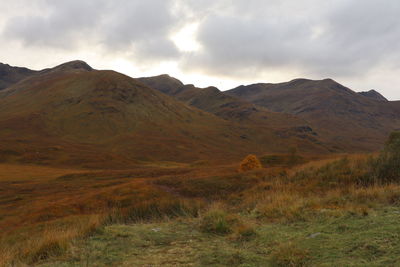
<box><xmin>139</xmin><ymin>75</ymin><xmax>327</xmax><ymax>154</ymax></box>
<box><xmin>39</xmin><ymin>207</ymin><xmax>400</xmax><ymax>267</ymax></box>
<box><xmin>0</xmin><ymin>70</ymin><xmax>248</xmax><ymax>166</ymax></box>
<box><xmin>0</xmin><ymin>153</ymin><xmax>396</xmax><ymax>266</ymax></box>
<box><xmin>0</xmin><ymin>63</ymin><xmax>36</xmax><ymax>90</ymax></box>
<box><xmin>227</xmin><ymin>79</ymin><xmax>400</xmax><ymax>152</ymax></box>
<box><xmin>0</xmin><ymin>69</ymin><xmax>329</xmax><ymax>168</ymax></box>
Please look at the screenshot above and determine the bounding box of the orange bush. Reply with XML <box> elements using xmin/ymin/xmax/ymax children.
<box><xmin>239</xmin><ymin>154</ymin><xmax>262</xmax><ymax>172</ymax></box>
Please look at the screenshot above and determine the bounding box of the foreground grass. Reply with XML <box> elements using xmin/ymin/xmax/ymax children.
<box><xmin>39</xmin><ymin>207</ymin><xmax>400</xmax><ymax>267</ymax></box>
<box><xmin>2</xmin><ymin>149</ymin><xmax>400</xmax><ymax>266</ymax></box>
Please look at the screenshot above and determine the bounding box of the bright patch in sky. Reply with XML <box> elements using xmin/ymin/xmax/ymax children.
<box><xmin>171</xmin><ymin>23</ymin><xmax>201</xmax><ymax>52</ymax></box>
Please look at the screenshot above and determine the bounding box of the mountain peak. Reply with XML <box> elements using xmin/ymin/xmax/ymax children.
<box><xmin>0</xmin><ymin>63</ymin><xmax>37</xmax><ymax>90</ymax></box>
<box><xmin>359</xmin><ymin>90</ymin><xmax>388</xmax><ymax>102</ymax></box>
<box><xmin>155</xmin><ymin>74</ymin><xmax>184</xmax><ymax>85</ymax></box>
<box><xmin>137</xmin><ymin>74</ymin><xmax>184</xmax><ymax>95</ymax></box>
<box><xmin>51</xmin><ymin>60</ymin><xmax>93</xmax><ymax>72</ymax></box>
<box><xmin>203</xmin><ymin>86</ymin><xmax>220</xmax><ymax>93</ymax></box>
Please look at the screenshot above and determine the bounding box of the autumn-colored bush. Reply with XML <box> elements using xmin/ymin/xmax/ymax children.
<box><xmin>239</xmin><ymin>154</ymin><xmax>262</xmax><ymax>172</ymax></box>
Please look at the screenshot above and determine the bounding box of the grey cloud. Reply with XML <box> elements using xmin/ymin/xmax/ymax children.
<box><xmin>1</xmin><ymin>0</ymin><xmax>400</xmax><ymax>99</ymax></box>
<box><xmin>182</xmin><ymin>0</ymin><xmax>400</xmax><ymax>79</ymax></box>
<box><xmin>2</xmin><ymin>0</ymin><xmax>180</xmax><ymax>59</ymax></box>
<box><xmin>3</xmin><ymin>0</ymin><xmax>105</xmax><ymax>48</ymax></box>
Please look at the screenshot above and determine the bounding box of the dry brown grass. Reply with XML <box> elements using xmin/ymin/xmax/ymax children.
<box><xmin>1</xmin><ymin>152</ymin><xmax>399</xmax><ymax>266</ymax></box>
<box><xmin>0</xmin><ymin>163</ymin><xmax>90</xmax><ymax>182</ymax></box>
<box><xmin>270</xmin><ymin>241</ymin><xmax>310</xmax><ymax>267</ymax></box>
<box><xmin>238</xmin><ymin>154</ymin><xmax>400</xmax><ymax>222</ymax></box>
<box><xmin>0</xmin><ymin>164</ymin><xmax>208</xmax><ymax>266</ymax></box>
<box><xmin>0</xmin><ymin>215</ymin><xmax>104</xmax><ymax>266</ymax></box>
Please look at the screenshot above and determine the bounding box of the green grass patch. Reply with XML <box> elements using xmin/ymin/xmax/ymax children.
<box><xmin>39</xmin><ymin>207</ymin><xmax>400</xmax><ymax>267</ymax></box>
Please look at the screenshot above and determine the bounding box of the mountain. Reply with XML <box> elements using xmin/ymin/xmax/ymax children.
<box><xmin>0</xmin><ymin>63</ymin><xmax>36</xmax><ymax>90</ymax></box>
<box><xmin>0</xmin><ymin>62</ymin><xmax>329</xmax><ymax>168</ymax></box>
<box><xmin>139</xmin><ymin>75</ymin><xmax>328</xmax><ymax>151</ymax></box>
<box><xmin>138</xmin><ymin>74</ymin><xmax>184</xmax><ymax>95</ymax></box>
<box><xmin>0</xmin><ymin>60</ymin><xmax>93</xmax><ymax>91</ymax></box>
<box><xmin>358</xmin><ymin>90</ymin><xmax>388</xmax><ymax>102</ymax></box>
<box><xmin>227</xmin><ymin>79</ymin><xmax>400</xmax><ymax>151</ymax></box>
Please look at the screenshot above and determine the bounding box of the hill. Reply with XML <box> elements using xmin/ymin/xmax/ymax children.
<box><xmin>139</xmin><ymin>75</ymin><xmax>326</xmax><ymax>151</ymax></box>
<box><xmin>227</xmin><ymin>78</ymin><xmax>400</xmax><ymax>151</ymax></box>
<box><xmin>358</xmin><ymin>89</ymin><xmax>388</xmax><ymax>102</ymax></box>
<box><xmin>0</xmin><ymin>63</ymin><xmax>36</xmax><ymax>90</ymax></box>
<box><xmin>2</xmin><ymin>62</ymin><xmax>400</xmax><ymax>267</ymax></box>
<box><xmin>0</xmin><ymin>62</ymin><xmax>329</xmax><ymax>168</ymax></box>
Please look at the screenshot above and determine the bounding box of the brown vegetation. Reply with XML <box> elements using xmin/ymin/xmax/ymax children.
<box><xmin>239</xmin><ymin>154</ymin><xmax>262</xmax><ymax>172</ymax></box>
<box><xmin>1</xmin><ymin>148</ymin><xmax>400</xmax><ymax>266</ymax></box>
<box><xmin>227</xmin><ymin>79</ymin><xmax>400</xmax><ymax>152</ymax></box>
<box><xmin>1</xmin><ymin>60</ymin><xmax>400</xmax><ymax>266</ymax></box>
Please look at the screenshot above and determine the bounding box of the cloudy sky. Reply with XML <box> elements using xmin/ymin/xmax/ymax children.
<box><xmin>1</xmin><ymin>0</ymin><xmax>400</xmax><ymax>99</ymax></box>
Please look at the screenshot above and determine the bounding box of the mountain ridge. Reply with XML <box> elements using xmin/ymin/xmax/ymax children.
<box><xmin>1</xmin><ymin>60</ymin><xmax>398</xmax><ymax>166</ymax></box>
<box><xmin>0</xmin><ymin>61</ymin><xmax>330</xmax><ymax>168</ymax></box>
<box><xmin>227</xmin><ymin>79</ymin><xmax>400</xmax><ymax>151</ymax></box>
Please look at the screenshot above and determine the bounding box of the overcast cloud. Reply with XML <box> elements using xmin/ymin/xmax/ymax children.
<box><xmin>1</xmin><ymin>0</ymin><xmax>400</xmax><ymax>99</ymax></box>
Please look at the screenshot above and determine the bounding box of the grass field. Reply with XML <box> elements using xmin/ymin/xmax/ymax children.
<box><xmin>1</xmin><ymin>149</ymin><xmax>400</xmax><ymax>266</ymax></box>
<box><xmin>38</xmin><ymin>206</ymin><xmax>400</xmax><ymax>266</ymax></box>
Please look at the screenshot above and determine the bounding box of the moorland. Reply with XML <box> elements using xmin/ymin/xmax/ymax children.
<box><xmin>0</xmin><ymin>61</ymin><xmax>400</xmax><ymax>266</ymax></box>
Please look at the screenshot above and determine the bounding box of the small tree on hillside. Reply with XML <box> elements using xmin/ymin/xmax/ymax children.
<box><xmin>371</xmin><ymin>131</ymin><xmax>400</xmax><ymax>184</ymax></box>
<box><xmin>239</xmin><ymin>154</ymin><xmax>262</xmax><ymax>172</ymax></box>
<box><xmin>385</xmin><ymin>131</ymin><xmax>400</xmax><ymax>153</ymax></box>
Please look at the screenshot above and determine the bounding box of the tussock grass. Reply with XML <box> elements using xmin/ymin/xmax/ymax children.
<box><xmin>3</xmin><ymin>134</ymin><xmax>400</xmax><ymax>266</ymax></box>
<box><xmin>238</xmin><ymin>150</ymin><xmax>400</xmax><ymax>223</ymax></box>
<box><xmin>270</xmin><ymin>242</ymin><xmax>310</xmax><ymax>267</ymax></box>
<box><xmin>199</xmin><ymin>204</ymin><xmax>237</xmax><ymax>235</ymax></box>
<box><xmin>0</xmin><ymin>173</ymin><xmax>204</xmax><ymax>266</ymax></box>
<box><xmin>0</xmin><ymin>214</ymin><xmax>104</xmax><ymax>266</ymax></box>
<box><xmin>38</xmin><ymin>206</ymin><xmax>400</xmax><ymax>266</ymax></box>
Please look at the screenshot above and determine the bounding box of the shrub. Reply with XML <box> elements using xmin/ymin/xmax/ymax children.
<box><xmin>385</xmin><ymin>131</ymin><xmax>400</xmax><ymax>152</ymax></box>
<box><xmin>239</xmin><ymin>154</ymin><xmax>262</xmax><ymax>172</ymax></box>
<box><xmin>199</xmin><ymin>206</ymin><xmax>237</xmax><ymax>235</ymax></box>
<box><xmin>369</xmin><ymin>132</ymin><xmax>400</xmax><ymax>184</ymax></box>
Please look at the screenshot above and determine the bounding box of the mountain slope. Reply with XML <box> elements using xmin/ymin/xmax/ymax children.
<box><xmin>0</xmin><ymin>63</ymin><xmax>37</xmax><ymax>90</ymax></box>
<box><xmin>227</xmin><ymin>79</ymin><xmax>400</xmax><ymax>151</ymax></box>
<box><xmin>358</xmin><ymin>90</ymin><xmax>388</xmax><ymax>102</ymax></box>
<box><xmin>0</xmin><ymin>62</ymin><xmax>330</xmax><ymax>167</ymax></box>
<box><xmin>0</xmin><ymin>60</ymin><xmax>94</xmax><ymax>92</ymax></box>
<box><xmin>138</xmin><ymin>75</ymin><xmax>325</xmax><ymax>149</ymax></box>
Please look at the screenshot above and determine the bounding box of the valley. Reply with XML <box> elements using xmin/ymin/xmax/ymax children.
<box><xmin>0</xmin><ymin>61</ymin><xmax>400</xmax><ymax>266</ymax></box>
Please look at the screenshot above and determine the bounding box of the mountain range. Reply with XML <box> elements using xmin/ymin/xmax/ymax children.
<box><xmin>0</xmin><ymin>60</ymin><xmax>398</xmax><ymax>168</ymax></box>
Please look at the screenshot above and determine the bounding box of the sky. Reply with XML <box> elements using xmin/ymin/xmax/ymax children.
<box><xmin>1</xmin><ymin>0</ymin><xmax>400</xmax><ymax>100</ymax></box>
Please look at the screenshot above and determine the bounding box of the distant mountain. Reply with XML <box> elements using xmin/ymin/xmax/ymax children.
<box><xmin>358</xmin><ymin>90</ymin><xmax>388</xmax><ymax>102</ymax></box>
<box><xmin>0</xmin><ymin>60</ymin><xmax>94</xmax><ymax>92</ymax></box>
<box><xmin>138</xmin><ymin>74</ymin><xmax>184</xmax><ymax>95</ymax></box>
<box><xmin>139</xmin><ymin>75</ymin><xmax>268</xmax><ymax>121</ymax></box>
<box><xmin>41</xmin><ymin>60</ymin><xmax>93</xmax><ymax>73</ymax></box>
<box><xmin>139</xmin><ymin>75</ymin><xmax>327</xmax><ymax>151</ymax></box>
<box><xmin>0</xmin><ymin>63</ymin><xmax>36</xmax><ymax>90</ymax></box>
<box><xmin>2</xmin><ymin>60</ymin><xmax>396</xmax><ymax>167</ymax></box>
<box><xmin>227</xmin><ymin>79</ymin><xmax>400</xmax><ymax>151</ymax></box>
<box><xmin>0</xmin><ymin>61</ymin><xmax>329</xmax><ymax>168</ymax></box>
